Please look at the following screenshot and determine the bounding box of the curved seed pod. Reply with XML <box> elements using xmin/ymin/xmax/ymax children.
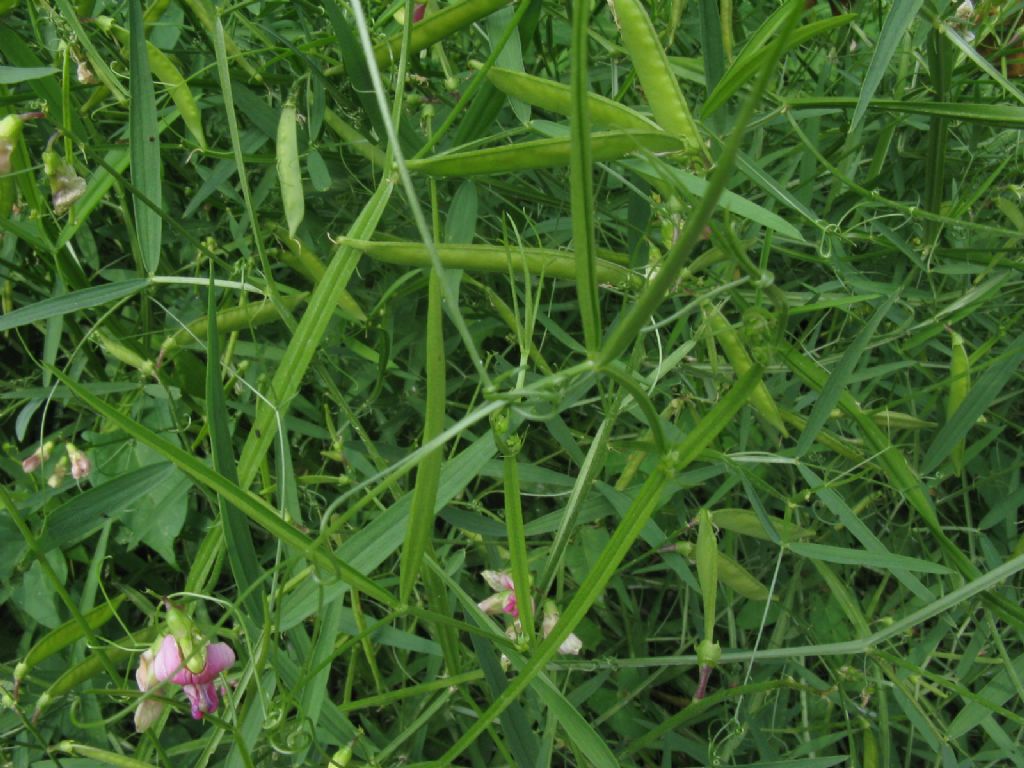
<box><xmin>56</xmin><ymin>741</ymin><xmax>160</xmax><ymax>768</ymax></box>
<box><xmin>372</xmin><ymin>0</ymin><xmax>512</xmax><ymax>69</ymax></box>
<box><xmin>145</xmin><ymin>41</ymin><xmax>206</xmax><ymax>149</ymax></box>
<box><xmin>673</xmin><ymin>540</ymin><xmax>769</xmax><ymax>599</ymax></box>
<box><xmin>92</xmin><ymin>327</ymin><xmax>155</xmax><ymax>377</ymax></box>
<box><xmin>97</xmin><ymin>19</ymin><xmax>206</xmax><ymax>148</ymax></box>
<box><xmin>266</xmin><ymin>222</ymin><xmax>367</xmax><ymax>322</ymax></box>
<box><xmin>947</xmin><ymin>330</ymin><xmax>970</xmax><ymax>475</ymax></box>
<box><xmin>160</xmin><ymin>292</ymin><xmax>309</xmax><ymax>356</ymax></box>
<box><xmin>706</xmin><ymin>305</ymin><xmax>788</xmax><ymax>435</ymax></box>
<box><xmin>407</xmin><ymin>130</ymin><xmax>686</xmax><ymax>176</ymax></box>
<box><xmin>485</xmin><ymin>65</ymin><xmax>660</xmax><ymax>131</ymax></box>
<box><xmin>861</xmin><ymin>718</ymin><xmax>879</xmax><ymax>768</ymax></box>
<box><xmin>343</xmin><ymin>238</ymin><xmax>640</xmax><ymax>287</ymax></box>
<box><xmin>609</xmin><ymin>0</ymin><xmax>701</xmax><ymax>151</ymax></box>
<box><xmin>14</xmin><ymin>596</ymin><xmax>126</xmax><ymax>694</ymax></box>
<box><xmin>716</xmin><ymin>552</ymin><xmax>770</xmax><ymax>601</ymax></box>
<box><xmin>277</xmin><ymin>97</ymin><xmax>304</xmax><ymax>237</ymax></box>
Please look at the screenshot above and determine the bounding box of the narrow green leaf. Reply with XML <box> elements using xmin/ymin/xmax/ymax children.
<box><xmin>128</xmin><ymin>0</ymin><xmax>162</xmax><ymax>275</ymax></box>
<box><xmin>0</xmin><ymin>65</ymin><xmax>59</xmax><ymax>84</ymax></box>
<box><xmin>0</xmin><ymin>279</ymin><xmax>149</xmax><ymax>333</ymax></box>
<box><xmin>851</xmin><ymin>0</ymin><xmax>925</xmax><ymax>131</ymax></box>
<box><xmin>399</xmin><ymin>271</ymin><xmax>445</xmax><ymax>603</ymax></box>
<box><xmin>205</xmin><ymin>272</ymin><xmax>264</xmax><ymax>621</ymax></box>
<box><xmin>570</xmin><ymin>0</ymin><xmax>600</xmax><ymax>353</ymax></box>
<box><xmin>622</xmin><ymin>158</ymin><xmax>805</xmax><ymax>240</ymax></box>
<box><xmin>789</xmin><ymin>542</ymin><xmax>952</xmax><ymax>574</ymax></box>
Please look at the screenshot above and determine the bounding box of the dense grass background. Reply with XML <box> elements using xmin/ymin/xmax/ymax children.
<box><xmin>3</xmin><ymin>0</ymin><xmax>1024</xmax><ymax>765</ymax></box>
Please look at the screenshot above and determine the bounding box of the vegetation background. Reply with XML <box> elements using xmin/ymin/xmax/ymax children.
<box><xmin>2</xmin><ymin>0</ymin><xmax>1024</xmax><ymax>765</ymax></box>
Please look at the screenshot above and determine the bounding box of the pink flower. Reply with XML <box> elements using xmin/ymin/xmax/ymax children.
<box><xmin>413</xmin><ymin>3</ymin><xmax>426</xmax><ymax>22</ymax></box>
<box><xmin>478</xmin><ymin>570</ymin><xmax>528</xmax><ymax>618</ymax></box>
<box><xmin>153</xmin><ymin>635</ymin><xmax>235</xmax><ymax>719</ymax></box>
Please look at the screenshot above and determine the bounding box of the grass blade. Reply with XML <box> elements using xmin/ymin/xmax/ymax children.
<box><xmin>128</xmin><ymin>0</ymin><xmax>162</xmax><ymax>275</ymax></box>
<box><xmin>850</xmin><ymin>0</ymin><xmax>925</xmax><ymax>131</ymax></box>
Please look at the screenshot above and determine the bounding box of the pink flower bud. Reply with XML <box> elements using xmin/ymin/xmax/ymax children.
<box><xmin>66</xmin><ymin>443</ymin><xmax>91</xmax><ymax>480</ymax></box>
<box><xmin>21</xmin><ymin>441</ymin><xmax>53</xmax><ymax>473</ymax></box>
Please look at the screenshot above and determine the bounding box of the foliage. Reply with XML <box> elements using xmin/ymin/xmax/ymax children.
<box><xmin>2</xmin><ymin>0</ymin><xmax>1024</xmax><ymax>765</ymax></box>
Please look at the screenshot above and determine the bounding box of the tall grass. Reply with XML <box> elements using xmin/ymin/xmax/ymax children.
<box><xmin>2</xmin><ymin>0</ymin><xmax>1024</xmax><ymax>765</ymax></box>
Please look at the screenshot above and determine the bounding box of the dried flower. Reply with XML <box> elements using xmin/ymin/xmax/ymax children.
<box><xmin>134</xmin><ymin>647</ymin><xmax>165</xmax><ymax>732</ymax></box>
<box><xmin>76</xmin><ymin>59</ymin><xmax>96</xmax><ymax>85</ymax></box>
<box><xmin>955</xmin><ymin>0</ymin><xmax>974</xmax><ymax>21</ymax></box>
<box><xmin>541</xmin><ymin>601</ymin><xmax>582</xmax><ymax>656</ymax></box>
<box><xmin>43</xmin><ymin>146</ymin><xmax>87</xmax><ymax>215</ymax></box>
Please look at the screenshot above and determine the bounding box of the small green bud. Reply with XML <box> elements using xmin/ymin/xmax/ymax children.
<box><xmin>0</xmin><ymin>114</ymin><xmax>23</xmax><ymax>175</ymax></box>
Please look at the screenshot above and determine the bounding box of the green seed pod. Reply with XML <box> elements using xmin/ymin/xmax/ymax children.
<box><xmin>485</xmin><ymin>65</ymin><xmax>659</xmax><ymax>132</ymax></box>
<box><xmin>14</xmin><ymin>595</ymin><xmax>125</xmax><ymax>692</ymax></box>
<box><xmin>696</xmin><ymin>509</ymin><xmax>718</xmax><ymax>642</ymax></box>
<box><xmin>343</xmin><ymin>239</ymin><xmax>640</xmax><ymax>288</ymax></box>
<box><xmin>948</xmin><ymin>330</ymin><xmax>970</xmax><ymax>475</ymax></box>
<box><xmin>407</xmin><ymin>130</ymin><xmax>686</xmax><ymax>177</ymax></box>
<box><xmin>741</xmin><ymin>306</ymin><xmax>776</xmax><ymax>366</ymax></box>
<box><xmin>861</xmin><ymin>718</ymin><xmax>879</xmax><ymax>768</ymax></box>
<box><xmin>93</xmin><ymin>327</ymin><xmax>155</xmax><ymax>377</ymax></box>
<box><xmin>706</xmin><ymin>305</ymin><xmax>787</xmax><ymax>435</ymax></box>
<box><xmin>609</xmin><ymin>0</ymin><xmax>701</xmax><ymax>151</ymax></box>
<box><xmin>673</xmin><ymin>537</ymin><xmax>769</xmax><ymax>600</ymax></box>
<box><xmin>277</xmin><ymin>97</ymin><xmax>304</xmax><ymax>237</ymax></box>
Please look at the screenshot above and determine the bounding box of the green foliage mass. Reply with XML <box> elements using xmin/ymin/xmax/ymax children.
<box><xmin>2</xmin><ymin>0</ymin><xmax>1024</xmax><ymax>765</ymax></box>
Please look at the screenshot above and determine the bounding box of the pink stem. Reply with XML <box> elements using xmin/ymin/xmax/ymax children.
<box><xmin>694</xmin><ymin>665</ymin><xmax>713</xmax><ymax>701</ymax></box>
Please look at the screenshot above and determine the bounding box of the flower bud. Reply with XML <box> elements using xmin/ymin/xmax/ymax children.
<box><xmin>47</xmin><ymin>455</ymin><xmax>68</xmax><ymax>488</ymax></box>
<box><xmin>65</xmin><ymin>443</ymin><xmax>91</xmax><ymax>480</ymax></box>
<box><xmin>0</xmin><ymin>114</ymin><xmax>23</xmax><ymax>175</ymax></box>
<box><xmin>21</xmin><ymin>440</ymin><xmax>54</xmax><ymax>473</ymax></box>
<box><xmin>165</xmin><ymin>602</ymin><xmax>206</xmax><ymax>674</ymax></box>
